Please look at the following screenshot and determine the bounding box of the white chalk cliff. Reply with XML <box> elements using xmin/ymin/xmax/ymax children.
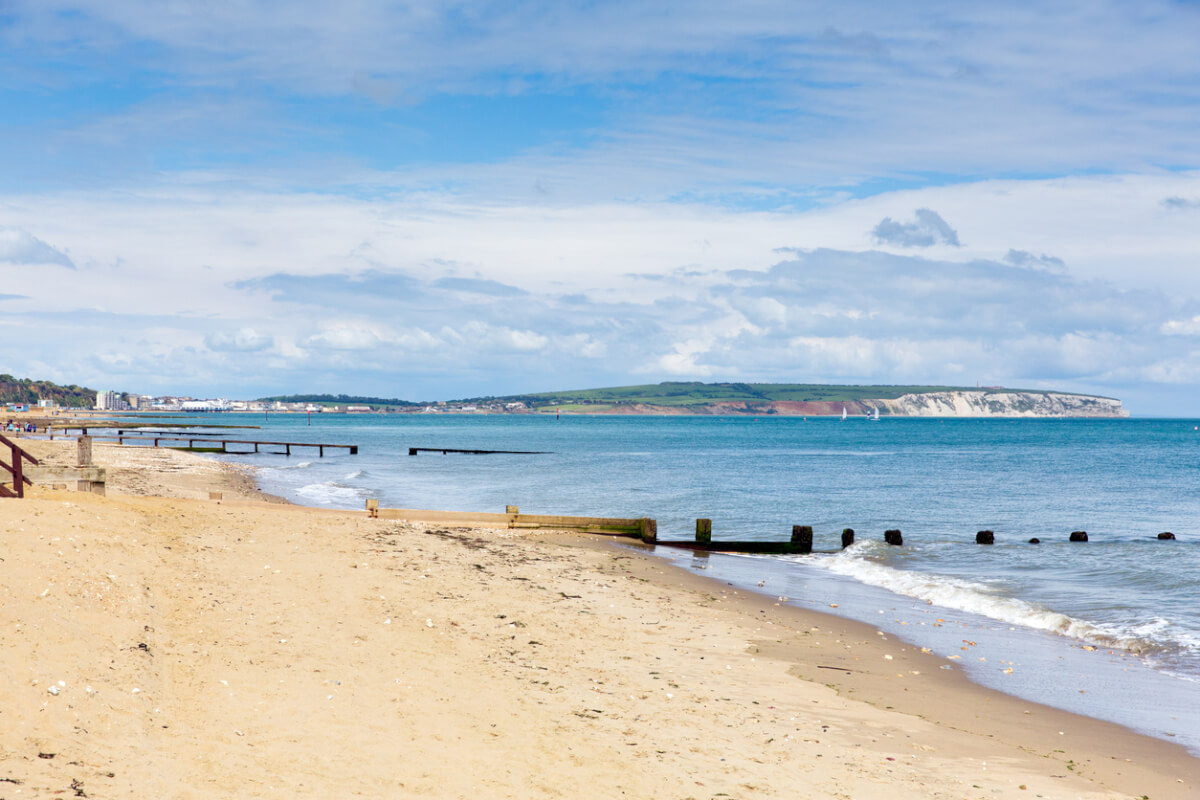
<box><xmin>875</xmin><ymin>391</ymin><xmax>1127</xmax><ymax>418</ymax></box>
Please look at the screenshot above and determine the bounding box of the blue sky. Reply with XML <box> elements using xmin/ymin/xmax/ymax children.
<box><xmin>3</xmin><ymin>1</ymin><xmax>1200</xmax><ymax>413</ymax></box>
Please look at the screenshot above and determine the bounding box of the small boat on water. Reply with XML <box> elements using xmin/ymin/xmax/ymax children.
<box><xmin>841</xmin><ymin>407</ymin><xmax>847</xmax><ymax>421</ymax></box>
<box><xmin>866</xmin><ymin>407</ymin><xmax>881</xmax><ymax>422</ymax></box>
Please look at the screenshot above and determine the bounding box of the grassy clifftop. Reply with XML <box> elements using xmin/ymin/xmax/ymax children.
<box><xmin>487</xmin><ymin>381</ymin><xmax>1076</xmax><ymax>410</ymax></box>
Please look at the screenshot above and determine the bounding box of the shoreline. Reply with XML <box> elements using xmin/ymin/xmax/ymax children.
<box><xmin>4</xmin><ymin>440</ymin><xmax>1198</xmax><ymax>797</ymax></box>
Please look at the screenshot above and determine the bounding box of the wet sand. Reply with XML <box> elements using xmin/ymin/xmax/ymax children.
<box><xmin>2</xmin><ymin>441</ymin><xmax>1198</xmax><ymax>798</ymax></box>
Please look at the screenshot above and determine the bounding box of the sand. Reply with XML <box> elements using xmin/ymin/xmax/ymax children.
<box><xmin>2</xmin><ymin>441</ymin><xmax>1199</xmax><ymax>798</ymax></box>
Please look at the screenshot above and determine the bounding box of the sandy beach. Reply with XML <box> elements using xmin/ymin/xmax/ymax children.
<box><xmin>3</xmin><ymin>440</ymin><xmax>1199</xmax><ymax>798</ymax></box>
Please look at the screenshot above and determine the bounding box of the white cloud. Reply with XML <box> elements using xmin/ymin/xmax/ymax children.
<box><xmin>303</xmin><ymin>325</ymin><xmax>389</xmax><ymax>351</ymax></box>
<box><xmin>871</xmin><ymin>209</ymin><xmax>961</xmax><ymax>248</ymax></box>
<box><xmin>0</xmin><ymin>227</ymin><xmax>74</xmax><ymax>268</ymax></box>
<box><xmin>1160</xmin><ymin>316</ymin><xmax>1200</xmax><ymax>336</ymax></box>
<box><xmin>206</xmin><ymin>328</ymin><xmax>273</xmax><ymax>352</ymax></box>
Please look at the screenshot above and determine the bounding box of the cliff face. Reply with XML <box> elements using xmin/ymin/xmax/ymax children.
<box><xmin>875</xmin><ymin>391</ymin><xmax>1127</xmax><ymax>418</ymax></box>
<box><xmin>580</xmin><ymin>391</ymin><xmax>1126</xmax><ymax>417</ymax></box>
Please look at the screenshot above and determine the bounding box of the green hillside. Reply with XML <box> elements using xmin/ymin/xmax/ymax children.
<box><xmin>258</xmin><ymin>393</ymin><xmax>418</xmax><ymax>408</ymax></box>
<box><xmin>0</xmin><ymin>374</ymin><xmax>96</xmax><ymax>408</ymax></box>
<box><xmin>479</xmin><ymin>381</ymin><xmax>1050</xmax><ymax>409</ymax></box>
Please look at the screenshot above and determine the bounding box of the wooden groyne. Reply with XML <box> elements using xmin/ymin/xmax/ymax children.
<box><xmin>40</xmin><ymin>430</ymin><xmax>357</xmax><ymax>457</ymax></box>
<box><xmin>655</xmin><ymin>522</ymin><xmax>1184</xmax><ymax>553</ymax></box>
<box><xmin>365</xmin><ymin>502</ymin><xmax>652</xmax><ymax>537</ymax></box>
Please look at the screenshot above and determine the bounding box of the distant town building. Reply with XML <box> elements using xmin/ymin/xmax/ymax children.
<box><xmin>94</xmin><ymin>390</ymin><xmax>120</xmax><ymax>410</ymax></box>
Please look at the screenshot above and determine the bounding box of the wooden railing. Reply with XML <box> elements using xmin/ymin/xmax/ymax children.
<box><xmin>0</xmin><ymin>433</ymin><xmax>39</xmax><ymax>498</ymax></box>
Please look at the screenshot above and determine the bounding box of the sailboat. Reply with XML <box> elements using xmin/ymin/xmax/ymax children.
<box><xmin>866</xmin><ymin>407</ymin><xmax>880</xmax><ymax>422</ymax></box>
<box><xmin>841</xmin><ymin>407</ymin><xmax>847</xmax><ymax>421</ymax></box>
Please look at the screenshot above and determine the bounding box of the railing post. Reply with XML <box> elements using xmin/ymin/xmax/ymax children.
<box><xmin>12</xmin><ymin>441</ymin><xmax>23</xmax><ymax>498</ymax></box>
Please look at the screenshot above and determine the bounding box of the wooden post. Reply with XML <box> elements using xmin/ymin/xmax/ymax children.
<box><xmin>1069</xmin><ymin>531</ymin><xmax>1088</xmax><ymax>542</ymax></box>
<box><xmin>791</xmin><ymin>525</ymin><xmax>813</xmax><ymax>554</ymax></box>
<box><xmin>640</xmin><ymin>518</ymin><xmax>657</xmax><ymax>543</ymax></box>
<box><xmin>76</xmin><ymin>435</ymin><xmax>93</xmax><ymax>467</ymax></box>
<box><xmin>695</xmin><ymin>518</ymin><xmax>712</xmax><ymax>544</ymax></box>
<box><xmin>209</xmin><ymin>491</ymin><xmax>223</xmax><ymax>501</ymax></box>
<box><xmin>841</xmin><ymin>528</ymin><xmax>855</xmax><ymax>548</ymax></box>
<box><xmin>1028</xmin><ymin>537</ymin><xmax>1041</xmax><ymax>544</ymax></box>
<box><xmin>506</xmin><ymin>505</ymin><xmax>519</xmax><ymax>515</ymax></box>
<box><xmin>884</xmin><ymin>529</ymin><xmax>903</xmax><ymax>546</ymax></box>
<box><xmin>366</xmin><ymin>499</ymin><xmax>379</xmax><ymax>518</ymax></box>
<box><xmin>1157</xmin><ymin>532</ymin><xmax>1176</xmax><ymax>540</ymax></box>
<box><xmin>319</xmin><ymin>446</ymin><xmax>325</xmax><ymax>457</ymax></box>
<box><xmin>976</xmin><ymin>530</ymin><xmax>995</xmax><ymax>545</ymax></box>
<box><xmin>12</xmin><ymin>443</ymin><xmax>23</xmax><ymax>499</ymax></box>
<box><xmin>285</xmin><ymin>444</ymin><xmax>291</xmax><ymax>456</ymax></box>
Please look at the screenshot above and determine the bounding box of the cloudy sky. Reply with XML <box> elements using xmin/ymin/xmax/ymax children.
<box><xmin>4</xmin><ymin>1</ymin><xmax>1200</xmax><ymax>412</ymax></box>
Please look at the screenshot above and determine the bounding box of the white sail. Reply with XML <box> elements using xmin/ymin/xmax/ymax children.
<box><xmin>841</xmin><ymin>407</ymin><xmax>847</xmax><ymax>420</ymax></box>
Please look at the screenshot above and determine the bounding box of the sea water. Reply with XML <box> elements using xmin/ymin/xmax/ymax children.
<box><xmin>160</xmin><ymin>412</ymin><xmax>1200</xmax><ymax>751</ymax></box>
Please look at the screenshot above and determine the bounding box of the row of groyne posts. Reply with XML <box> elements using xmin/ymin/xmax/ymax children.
<box><xmin>650</xmin><ymin>520</ymin><xmax>1182</xmax><ymax>552</ymax></box>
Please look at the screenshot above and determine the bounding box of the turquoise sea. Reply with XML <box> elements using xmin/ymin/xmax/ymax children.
<box><xmin>163</xmin><ymin>412</ymin><xmax>1200</xmax><ymax>752</ymax></box>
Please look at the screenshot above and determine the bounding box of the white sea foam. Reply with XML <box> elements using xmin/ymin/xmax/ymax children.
<box><xmin>295</xmin><ymin>481</ymin><xmax>366</xmax><ymax>506</ymax></box>
<box><xmin>812</xmin><ymin>544</ymin><xmax>1190</xmax><ymax>656</ymax></box>
<box><xmin>270</xmin><ymin>460</ymin><xmax>314</xmax><ymax>471</ymax></box>
<box><xmin>343</xmin><ymin>469</ymin><xmax>366</xmax><ymax>480</ymax></box>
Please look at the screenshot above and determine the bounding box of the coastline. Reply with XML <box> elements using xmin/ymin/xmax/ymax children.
<box><xmin>3</xmin><ymin>441</ymin><xmax>1197</xmax><ymax>797</ymax></box>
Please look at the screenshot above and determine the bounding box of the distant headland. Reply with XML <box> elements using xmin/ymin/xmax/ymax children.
<box><xmin>265</xmin><ymin>382</ymin><xmax>1128</xmax><ymax>418</ymax></box>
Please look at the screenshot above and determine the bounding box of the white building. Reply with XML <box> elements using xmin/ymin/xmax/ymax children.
<box><xmin>94</xmin><ymin>390</ymin><xmax>120</xmax><ymax>410</ymax></box>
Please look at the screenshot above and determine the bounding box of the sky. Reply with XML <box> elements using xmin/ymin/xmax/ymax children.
<box><xmin>3</xmin><ymin>2</ymin><xmax>1200</xmax><ymax>413</ymax></box>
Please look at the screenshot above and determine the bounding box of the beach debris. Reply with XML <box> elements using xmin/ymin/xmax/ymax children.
<box><xmin>47</xmin><ymin>685</ymin><xmax>60</xmax><ymax>696</ymax></box>
<box><xmin>426</xmin><ymin>618</ymin><xmax>434</xmax><ymax>628</ymax></box>
<box><xmin>829</xmin><ymin>603</ymin><xmax>838</xmax><ymax>608</ymax></box>
<box><xmin>883</xmin><ymin>655</ymin><xmax>894</xmax><ymax>660</ymax></box>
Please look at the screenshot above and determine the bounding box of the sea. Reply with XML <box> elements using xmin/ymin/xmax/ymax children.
<box><xmin>143</xmin><ymin>412</ymin><xmax>1200</xmax><ymax>752</ymax></box>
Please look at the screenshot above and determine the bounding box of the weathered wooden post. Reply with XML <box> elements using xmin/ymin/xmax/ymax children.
<box><xmin>366</xmin><ymin>498</ymin><xmax>379</xmax><ymax>518</ymax></box>
<box><xmin>76</xmin><ymin>435</ymin><xmax>92</xmax><ymax>467</ymax></box>
<box><xmin>841</xmin><ymin>528</ymin><xmax>855</xmax><ymax>548</ymax></box>
<box><xmin>1028</xmin><ymin>537</ymin><xmax>1041</xmax><ymax>544</ymax></box>
<box><xmin>884</xmin><ymin>529</ymin><xmax>903</xmax><ymax>546</ymax></box>
<box><xmin>640</xmin><ymin>518</ymin><xmax>657</xmax><ymax>543</ymax></box>
<box><xmin>976</xmin><ymin>530</ymin><xmax>994</xmax><ymax>545</ymax></box>
<box><xmin>1069</xmin><ymin>531</ymin><xmax>1088</xmax><ymax>542</ymax></box>
<box><xmin>1157</xmin><ymin>531</ymin><xmax>1176</xmax><ymax>540</ymax></box>
<box><xmin>695</xmin><ymin>518</ymin><xmax>712</xmax><ymax>545</ymax></box>
<box><xmin>791</xmin><ymin>525</ymin><xmax>813</xmax><ymax>554</ymax></box>
<box><xmin>506</xmin><ymin>505</ymin><xmax>519</xmax><ymax>515</ymax></box>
